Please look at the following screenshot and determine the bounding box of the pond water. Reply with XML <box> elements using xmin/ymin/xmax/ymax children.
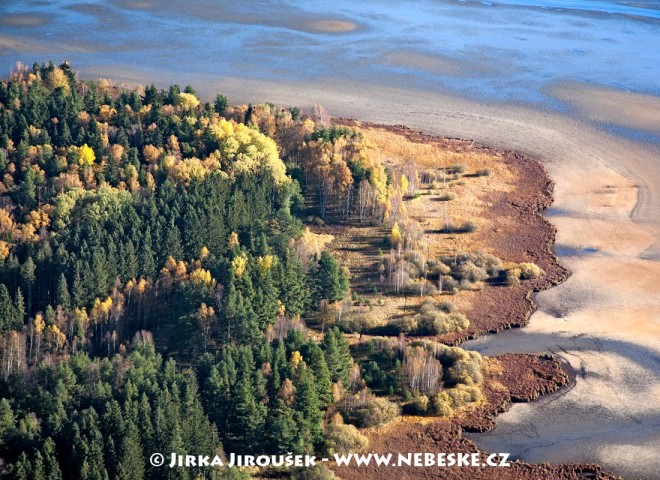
<box><xmin>1</xmin><ymin>0</ymin><xmax>658</xmax><ymax>112</ymax></box>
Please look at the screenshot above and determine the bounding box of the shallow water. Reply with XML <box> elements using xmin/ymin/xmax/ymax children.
<box><xmin>1</xmin><ymin>1</ymin><xmax>659</xmax><ymax>118</ymax></box>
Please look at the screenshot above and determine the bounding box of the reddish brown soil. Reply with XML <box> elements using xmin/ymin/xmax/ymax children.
<box><xmin>328</xmin><ymin>121</ymin><xmax>616</xmax><ymax>480</ymax></box>
<box><xmin>444</xmin><ymin>150</ymin><xmax>569</xmax><ymax>343</ymax></box>
<box><xmin>332</xmin><ymin>354</ymin><xmax>619</xmax><ymax>480</ymax></box>
<box><xmin>337</xmin><ymin>120</ymin><xmax>570</xmax><ymax>346</ymax></box>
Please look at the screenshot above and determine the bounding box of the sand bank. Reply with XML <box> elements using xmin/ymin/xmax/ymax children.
<box><xmin>548</xmin><ymin>81</ymin><xmax>660</xmax><ymax>136</ymax></box>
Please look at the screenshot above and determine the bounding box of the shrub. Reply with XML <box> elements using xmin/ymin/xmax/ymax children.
<box><xmin>446</xmin><ymin>384</ymin><xmax>483</xmax><ymax>408</ymax></box>
<box><xmin>352</xmin><ymin>396</ymin><xmax>401</xmax><ymax>427</ymax></box>
<box><xmin>323</xmin><ymin>423</ymin><xmax>369</xmax><ymax>455</ymax></box>
<box><xmin>459</xmin><ymin>279</ymin><xmax>475</xmax><ymax>291</ymax></box>
<box><xmin>394</xmin><ymin>316</ymin><xmax>418</xmax><ymax>334</ymax></box>
<box><xmin>475</xmin><ymin>168</ymin><xmax>491</xmax><ymax>177</ymax></box>
<box><xmin>418</xmin><ymin>300</ymin><xmax>436</xmax><ymax>315</ymax></box>
<box><xmin>437</xmin><ymin>192</ymin><xmax>455</xmax><ymax>202</ymax></box>
<box><xmin>518</xmin><ymin>262</ymin><xmax>544</xmax><ymax>279</ymax></box>
<box><xmin>445</xmin><ymin>351</ymin><xmax>483</xmax><ymax>385</ymax></box>
<box><xmin>458</xmin><ymin>262</ymin><xmax>489</xmax><ymax>283</ymax></box>
<box><xmin>431</xmin><ymin>391</ymin><xmax>453</xmax><ymax>416</ymax></box>
<box><xmin>340</xmin><ymin>312</ymin><xmax>382</xmax><ymax>334</ymax></box>
<box><xmin>416</xmin><ymin>312</ymin><xmax>444</xmax><ymax>336</ymax></box>
<box><xmin>407</xmin><ymin>394</ymin><xmax>430</xmax><ymax>414</ymax></box>
<box><xmin>437</xmin><ymin>300</ymin><xmax>455</xmax><ymax>313</ymax></box>
<box><xmin>446</xmin><ymin>164</ymin><xmax>465</xmax><ymax>175</ymax></box>
<box><xmin>431</xmin><ymin>262</ymin><xmax>451</xmax><ymax>276</ymax></box>
<box><xmin>445</xmin><ymin>312</ymin><xmax>469</xmax><ymax>333</ymax></box>
<box><xmin>403</xmin><ymin>251</ymin><xmax>426</xmax><ymax>273</ymax></box>
<box><xmin>441</xmin><ymin>275</ymin><xmax>459</xmax><ymax>294</ymax></box>
<box><xmin>440</xmin><ymin>221</ymin><xmax>477</xmax><ymax>234</ymax></box>
<box><xmin>505</xmin><ymin>268</ymin><xmax>521</xmax><ymax>286</ymax></box>
<box><xmin>403</xmin><ymin>279</ymin><xmax>438</xmax><ymax>296</ymax></box>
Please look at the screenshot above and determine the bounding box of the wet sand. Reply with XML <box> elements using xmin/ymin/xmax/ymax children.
<box><xmin>548</xmin><ymin>81</ymin><xmax>660</xmax><ymax>136</ymax></box>
<box><xmin>80</xmin><ymin>70</ymin><xmax>660</xmax><ymax>479</ymax></box>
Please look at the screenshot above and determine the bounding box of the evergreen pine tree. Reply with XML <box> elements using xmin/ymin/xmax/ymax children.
<box><xmin>72</xmin><ymin>261</ymin><xmax>85</xmax><ymax>307</ymax></box>
<box><xmin>306</xmin><ymin>342</ymin><xmax>333</xmax><ymax>406</ymax></box>
<box><xmin>293</xmin><ymin>363</ymin><xmax>323</xmax><ymax>452</ymax></box>
<box><xmin>139</xmin><ymin>228</ymin><xmax>156</xmax><ymax>280</ymax></box>
<box><xmin>56</xmin><ymin>273</ymin><xmax>71</xmax><ymax>309</ymax></box>
<box><xmin>14</xmin><ymin>288</ymin><xmax>26</xmax><ymax>330</ymax></box>
<box><xmin>164</xmin><ymin>220</ymin><xmax>184</xmax><ymax>261</ymax></box>
<box><xmin>19</xmin><ymin>257</ymin><xmax>35</xmax><ymax>314</ymax></box>
<box><xmin>0</xmin><ymin>285</ymin><xmax>16</xmax><ymax>332</ymax></box>
<box><xmin>311</xmin><ymin>252</ymin><xmax>349</xmax><ymax>306</ymax></box>
<box><xmin>116</xmin><ymin>421</ymin><xmax>144</xmax><ymax>480</ymax></box>
<box><xmin>322</xmin><ymin>327</ymin><xmax>352</xmax><ymax>386</ymax></box>
<box><xmin>42</xmin><ymin>437</ymin><xmax>64</xmax><ymax>480</ymax></box>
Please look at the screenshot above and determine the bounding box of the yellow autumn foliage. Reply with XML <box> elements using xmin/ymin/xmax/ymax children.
<box><xmin>231</xmin><ymin>254</ymin><xmax>248</xmax><ymax>278</ymax></box>
<box><xmin>90</xmin><ymin>296</ymin><xmax>113</xmax><ymax>322</ymax></box>
<box><xmin>98</xmin><ymin>104</ymin><xmax>116</xmax><ymax>122</ymax></box>
<box><xmin>210</xmin><ymin>118</ymin><xmax>288</xmax><ymax>186</ymax></box>
<box><xmin>73</xmin><ymin>308</ymin><xmax>89</xmax><ymax>326</ymax></box>
<box><xmin>45</xmin><ymin>324</ymin><xmax>66</xmax><ymax>350</ymax></box>
<box><xmin>34</xmin><ymin>314</ymin><xmax>45</xmax><ymax>334</ymax></box>
<box><xmin>257</xmin><ymin>254</ymin><xmax>275</xmax><ymax>273</ymax></box>
<box><xmin>228</xmin><ymin>231</ymin><xmax>239</xmax><ymax>249</ymax></box>
<box><xmin>290</xmin><ymin>351</ymin><xmax>303</xmax><ymax>370</ymax></box>
<box><xmin>175</xmin><ymin>92</ymin><xmax>200</xmax><ymax>111</ymax></box>
<box><xmin>197</xmin><ymin>303</ymin><xmax>215</xmax><ymax>321</ymax></box>
<box><xmin>0</xmin><ymin>241</ymin><xmax>9</xmax><ymax>261</ymax></box>
<box><xmin>189</xmin><ymin>268</ymin><xmax>216</xmax><ymax>289</ymax></box>
<box><xmin>401</xmin><ymin>174</ymin><xmax>409</xmax><ymax>196</ymax></box>
<box><xmin>390</xmin><ymin>222</ymin><xmax>402</xmax><ymax>246</ymax></box>
<box><xmin>293</xmin><ymin>227</ymin><xmax>334</xmax><ymax>266</ymax></box>
<box><xmin>163</xmin><ymin>153</ymin><xmax>225</xmax><ymax>186</ymax></box>
<box><xmin>78</xmin><ymin>144</ymin><xmax>96</xmax><ymax>166</ymax></box>
<box><xmin>143</xmin><ymin>144</ymin><xmax>162</xmax><ymax>163</ymax></box>
<box><xmin>174</xmin><ymin>261</ymin><xmax>187</xmax><ymax>279</ymax></box>
<box><xmin>26</xmin><ymin>207</ymin><xmax>51</xmax><ymax>229</ymax></box>
<box><xmin>45</xmin><ymin>68</ymin><xmax>70</xmax><ymax>93</ymax></box>
<box><xmin>0</xmin><ymin>209</ymin><xmax>14</xmax><ymax>235</ymax></box>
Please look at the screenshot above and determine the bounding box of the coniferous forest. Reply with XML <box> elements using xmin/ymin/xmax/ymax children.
<box><xmin>0</xmin><ymin>63</ymin><xmax>490</xmax><ymax>479</ymax></box>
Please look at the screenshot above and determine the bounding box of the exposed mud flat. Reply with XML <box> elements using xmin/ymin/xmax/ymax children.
<box><xmin>547</xmin><ymin>81</ymin><xmax>660</xmax><ymax>136</ymax></box>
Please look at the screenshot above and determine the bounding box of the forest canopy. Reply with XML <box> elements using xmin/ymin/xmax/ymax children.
<box><xmin>0</xmin><ymin>62</ymin><xmax>486</xmax><ymax>480</ymax></box>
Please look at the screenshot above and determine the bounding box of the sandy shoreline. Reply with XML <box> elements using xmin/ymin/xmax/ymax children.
<box><xmin>74</xmin><ymin>68</ymin><xmax>660</xmax><ymax>479</ymax></box>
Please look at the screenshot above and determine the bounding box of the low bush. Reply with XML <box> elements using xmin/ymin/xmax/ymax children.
<box><xmin>323</xmin><ymin>423</ymin><xmax>369</xmax><ymax>455</ymax></box>
<box><xmin>445</xmin><ymin>350</ymin><xmax>483</xmax><ymax>386</ymax></box>
<box><xmin>440</xmin><ymin>221</ymin><xmax>477</xmax><ymax>234</ymax></box>
<box><xmin>431</xmin><ymin>391</ymin><xmax>453</xmax><ymax>416</ymax></box>
<box><xmin>406</xmin><ymin>394</ymin><xmax>430</xmax><ymax>414</ymax></box>
<box><xmin>437</xmin><ymin>300</ymin><xmax>455</xmax><ymax>313</ymax></box>
<box><xmin>505</xmin><ymin>268</ymin><xmax>521</xmax><ymax>285</ymax></box>
<box><xmin>446</xmin><ymin>164</ymin><xmax>465</xmax><ymax>175</ymax></box>
<box><xmin>351</xmin><ymin>396</ymin><xmax>401</xmax><ymax>427</ymax></box>
<box><xmin>518</xmin><ymin>262</ymin><xmax>544</xmax><ymax>279</ymax></box>
<box><xmin>392</xmin><ymin>301</ymin><xmax>469</xmax><ymax>336</ymax></box>
<box><xmin>437</xmin><ymin>192</ymin><xmax>455</xmax><ymax>202</ymax></box>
